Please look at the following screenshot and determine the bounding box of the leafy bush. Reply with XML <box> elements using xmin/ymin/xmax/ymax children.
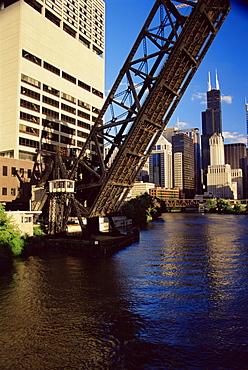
<box><xmin>33</xmin><ymin>225</ymin><xmax>45</xmax><ymax>236</ymax></box>
<box><xmin>206</xmin><ymin>199</ymin><xmax>217</xmax><ymax>212</ymax></box>
<box><xmin>0</xmin><ymin>205</ymin><xmax>24</xmax><ymax>259</ymax></box>
<box><xmin>233</xmin><ymin>201</ymin><xmax>245</xmax><ymax>214</ymax></box>
<box><xmin>122</xmin><ymin>193</ymin><xmax>162</xmax><ymax>227</ymax></box>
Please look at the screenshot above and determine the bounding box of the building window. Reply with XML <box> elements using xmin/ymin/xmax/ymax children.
<box><xmin>77</xmin><ymin>140</ymin><xmax>85</xmax><ymax>147</ymax></box>
<box><xmin>61</xmin><ymin>103</ymin><xmax>76</xmax><ymax>114</ymax></box>
<box><xmin>11</xmin><ymin>167</ymin><xmax>16</xmax><ymax>177</ymax></box>
<box><xmin>11</xmin><ymin>188</ymin><xmax>16</xmax><ymax>196</ymax></box>
<box><xmin>93</xmin><ymin>45</ymin><xmax>103</xmax><ymax>57</ymax></box>
<box><xmin>61</xmin><ymin>92</ymin><xmax>76</xmax><ymax>104</ymax></box>
<box><xmin>2</xmin><ymin>166</ymin><xmax>7</xmax><ymax>176</ymax></box>
<box><xmin>63</xmin><ymin>23</ymin><xmax>76</xmax><ymax>38</ymax></box>
<box><xmin>20</xmin><ymin>99</ymin><xmax>40</xmax><ymax>112</ymax></box>
<box><xmin>2</xmin><ymin>188</ymin><xmax>7</xmax><ymax>196</ymax></box>
<box><xmin>92</xmin><ymin>88</ymin><xmax>103</xmax><ymax>98</ymax></box>
<box><xmin>24</xmin><ymin>0</ymin><xmax>42</xmax><ymax>13</ymax></box>
<box><xmin>42</xmin><ymin>119</ymin><xmax>59</xmax><ymax>131</ymax></box>
<box><xmin>19</xmin><ymin>137</ymin><xmax>39</xmax><ymax>149</ymax></box>
<box><xmin>77</xmin><ymin>120</ymin><xmax>91</xmax><ymax>130</ymax></box>
<box><xmin>21</xmin><ymin>216</ymin><xmax>32</xmax><ymax>223</ymax></box>
<box><xmin>77</xmin><ymin>110</ymin><xmax>90</xmax><ymax>120</ymax></box>
<box><xmin>61</xmin><ymin>114</ymin><xmax>76</xmax><ymax>125</ymax></box>
<box><xmin>21</xmin><ymin>74</ymin><xmax>41</xmax><ymax>89</ymax></box>
<box><xmin>92</xmin><ymin>116</ymin><xmax>103</xmax><ymax>124</ymax></box>
<box><xmin>41</xmin><ymin>143</ymin><xmax>56</xmax><ymax>152</ymax></box>
<box><xmin>44</xmin><ymin>61</ymin><xmax>60</xmax><ymax>76</ymax></box>
<box><xmin>60</xmin><ymin>135</ymin><xmax>75</xmax><ymax>145</ymax></box>
<box><xmin>78</xmin><ymin>99</ymin><xmax>90</xmax><ymax>110</ymax></box>
<box><xmin>43</xmin><ymin>84</ymin><xmax>60</xmax><ymax>97</ymax></box>
<box><xmin>42</xmin><ymin>95</ymin><xmax>59</xmax><ymax>108</ymax></box>
<box><xmin>42</xmin><ymin>107</ymin><xmax>59</xmax><ymax>119</ymax></box>
<box><xmin>61</xmin><ymin>124</ymin><xmax>75</xmax><ymax>135</ymax></box>
<box><xmin>77</xmin><ymin>130</ymin><xmax>88</xmax><ymax>139</ymax></box>
<box><xmin>19</xmin><ymin>152</ymin><xmax>35</xmax><ymax>161</ymax></box>
<box><xmin>41</xmin><ymin>131</ymin><xmax>59</xmax><ymax>142</ymax></box>
<box><xmin>79</xmin><ymin>34</ymin><xmax>90</xmax><ymax>48</ymax></box>
<box><xmin>78</xmin><ymin>80</ymin><xmax>91</xmax><ymax>92</ymax></box>
<box><xmin>45</xmin><ymin>9</ymin><xmax>60</xmax><ymax>27</ymax></box>
<box><xmin>92</xmin><ymin>106</ymin><xmax>100</xmax><ymax>114</ymax></box>
<box><xmin>22</xmin><ymin>50</ymin><xmax>42</xmax><ymax>66</ymax></box>
<box><xmin>20</xmin><ymin>168</ymin><xmax>24</xmax><ymax>178</ymax></box>
<box><xmin>62</xmin><ymin>71</ymin><xmax>76</xmax><ymax>84</ymax></box>
<box><xmin>21</xmin><ymin>86</ymin><xmax>40</xmax><ymax>100</ymax></box>
<box><xmin>28</xmin><ymin>169</ymin><xmax>32</xmax><ymax>178</ymax></box>
<box><xmin>20</xmin><ymin>111</ymin><xmax>40</xmax><ymax>124</ymax></box>
<box><xmin>19</xmin><ymin>124</ymin><xmax>39</xmax><ymax>137</ymax></box>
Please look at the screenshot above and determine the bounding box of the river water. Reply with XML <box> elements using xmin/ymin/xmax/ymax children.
<box><xmin>1</xmin><ymin>213</ymin><xmax>248</xmax><ymax>369</ymax></box>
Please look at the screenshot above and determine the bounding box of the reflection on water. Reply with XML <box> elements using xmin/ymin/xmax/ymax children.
<box><xmin>1</xmin><ymin>213</ymin><xmax>248</xmax><ymax>369</ymax></box>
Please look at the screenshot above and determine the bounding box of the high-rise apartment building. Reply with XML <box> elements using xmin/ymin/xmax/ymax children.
<box><xmin>149</xmin><ymin>136</ymin><xmax>172</xmax><ymax>189</ymax></box>
<box><xmin>201</xmin><ymin>71</ymin><xmax>222</xmax><ymax>186</ymax></box>
<box><xmin>0</xmin><ymin>0</ymin><xmax>105</xmax><ymax>161</ymax></box>
<box><xmin>172</xmin><ymin>132</ymin><xmax>195</xmax><ymax>198</ymax></box>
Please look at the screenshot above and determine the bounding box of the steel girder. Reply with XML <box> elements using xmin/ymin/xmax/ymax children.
<box><xmin>69</xmin><ymin>0</ymin><xmax>230</xmax><ymax>218</ymax></box>
<box><xmin>31</xmin><ymin>0</ymin><xmax>230</xmax><ymax>231</ymax></box>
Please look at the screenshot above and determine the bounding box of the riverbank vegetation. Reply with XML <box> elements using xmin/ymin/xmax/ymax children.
<box><xmin>122</xmin><ymin>193</ymin><xmax>165</xmax><ymax>228</ymax></box>
<box><xmin>0</xmin><ymin>205</ymin><xmax>26</xmax><ymax>269</ymax></box>
<box><xmin>206</xmin><ymin>198</ymin><xmax>248</xmax><ymax>214</ymax></box>
<box><xmin>122</xmin><ymin>195</ymin><xmax>248</xmax><ymax>228</ymax></box>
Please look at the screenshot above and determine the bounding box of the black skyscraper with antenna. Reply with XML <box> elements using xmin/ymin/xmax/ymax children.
<box><xmin>201</xmin><ymin>71</ymin><xmax>222</xmax><ymax>187</ymax></box>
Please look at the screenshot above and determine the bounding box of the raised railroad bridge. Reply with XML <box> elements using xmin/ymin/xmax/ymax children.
<box><xmin>26</xmin><ymin>0</ymin><xmax>231</xmax><ymax>234</ymax></box>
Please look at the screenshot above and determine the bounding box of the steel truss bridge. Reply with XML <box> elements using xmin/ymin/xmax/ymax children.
<box><xmin>164</xmin><ymin>198</ymin><xmax>207</xmax><ymax>208</ymax></box>
<box><xmin>164</xmin><ymin>199</ymin><xmax>248</xmax><ymax>209</ymax></box>
<box><xmin>30</xmin><ymin>0</ymin><xmax>230</xmax><ymax>234</ymax></box>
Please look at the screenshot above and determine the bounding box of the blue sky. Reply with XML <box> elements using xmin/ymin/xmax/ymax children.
<box><xmin>104</xmin><ymin>1</ymin><xmax>248</xmax><ymax>144</ymax></box>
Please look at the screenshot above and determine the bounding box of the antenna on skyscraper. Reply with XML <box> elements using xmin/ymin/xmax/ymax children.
<box><xmin>207</xmin><ymin>71</ymin><xmax>211</xmax><ymax>91</ymax></box>
<box><xmin>176</xmin><ymin>116</ymin><xmax>180</xmax><ymax>127</ymax></box>
<box><xmin>215</xmin><ymin>69</ymin><xmax>220</xmax><ymax>90</ymax></box>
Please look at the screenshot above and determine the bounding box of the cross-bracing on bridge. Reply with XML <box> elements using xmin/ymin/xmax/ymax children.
<box><xmin>30</xmin><ymin>0</ymin><xmax>230</xmax><ymax>234</ymax></box>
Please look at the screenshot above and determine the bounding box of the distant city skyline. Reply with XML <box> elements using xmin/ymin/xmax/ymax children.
<box><xmin>104</xmin><ymin>0</ymin><xmax>248</xmax><ymax>144</ymax></box>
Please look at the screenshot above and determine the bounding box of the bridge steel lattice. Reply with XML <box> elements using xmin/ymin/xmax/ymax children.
<box><xmin>31</xmin><ymin>0</ymin><xmax>230</xmax><ymax>233</ymax></box>
<box><xmin>71</xmin><ymin>0</ymin><xmax>230</xmax><ymax>219</ymax></box>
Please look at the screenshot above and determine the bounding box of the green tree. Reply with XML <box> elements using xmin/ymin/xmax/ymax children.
<box><xmin>122</xmin><ymin>192</ymin><xmax>161</xmax><ymax>227</ymax></box>
<box><xmin>0</xmin><ymin>205</ymin><xmax>24</xmax><ymax>261</ymax></box>
<box><xmin>216</xmin><ymin>198</ymin><xmax>233</xmax><ymax>213</ymax></box>
<box><xmin>233</xmin><ymin>201</ymin><xmax>244</xmax><ymax>214</ymax></box>
<box><xmin>206</xmin><ymin>199</ymin><xmax>217</xmax><ymax>212</ymax></box>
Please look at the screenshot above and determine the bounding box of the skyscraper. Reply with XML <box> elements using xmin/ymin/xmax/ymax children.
<box><xmin>178</xmin><ymin>128</ymin><xmax>201</xmax><ymax>194</ymax></box>
<box><xmin>201</xmin><ymin>71</ymin><xmax>222</xmax><ymax>187</ymax></box>
<box><xmin>224</xmin><ymin>143</ymin><xmax>247</xmax><ymax>198</ymax></box>
<box><xmin>164</xmin><ymin>126</ymin><xmax>201</xmax><ymax>194</ymax></box>
<box><xmin>0</xmin><ymin>0</ymin><xmax>105</xmax><ymax>161</ymax></box>
<box><xmin>172</xmin><ymin>132</ymin><xmax>195</xmax><ymax>198</ymax></box>
<box><xmin>246</xmin><ymin>102</ymin><xmax>248</xmax><ymax>148</ymax></box>
<box><xmin>207</xmin><ymin>133</ymin><xmax>242</xmax><ymax>199</ymax></box>
<box><xmin>149</xmin><ymin>136</ymin><xmax>172</xmax><ymax>189</ymax></box>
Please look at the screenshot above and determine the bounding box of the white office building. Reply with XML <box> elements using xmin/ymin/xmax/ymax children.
<box><xmin>207</xmin><ymin>133</ymin><xmax>242</xmax><ymax>199</ymax></box>
<box><xmin>0</xmin><ymin>0</ymin><xmax>105</xmax><ymax>160</ymax></box>
<box><xmin>149</xmin><ymin>136</ymin><xmax>172</xmax><ymax>189</ymax></box>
